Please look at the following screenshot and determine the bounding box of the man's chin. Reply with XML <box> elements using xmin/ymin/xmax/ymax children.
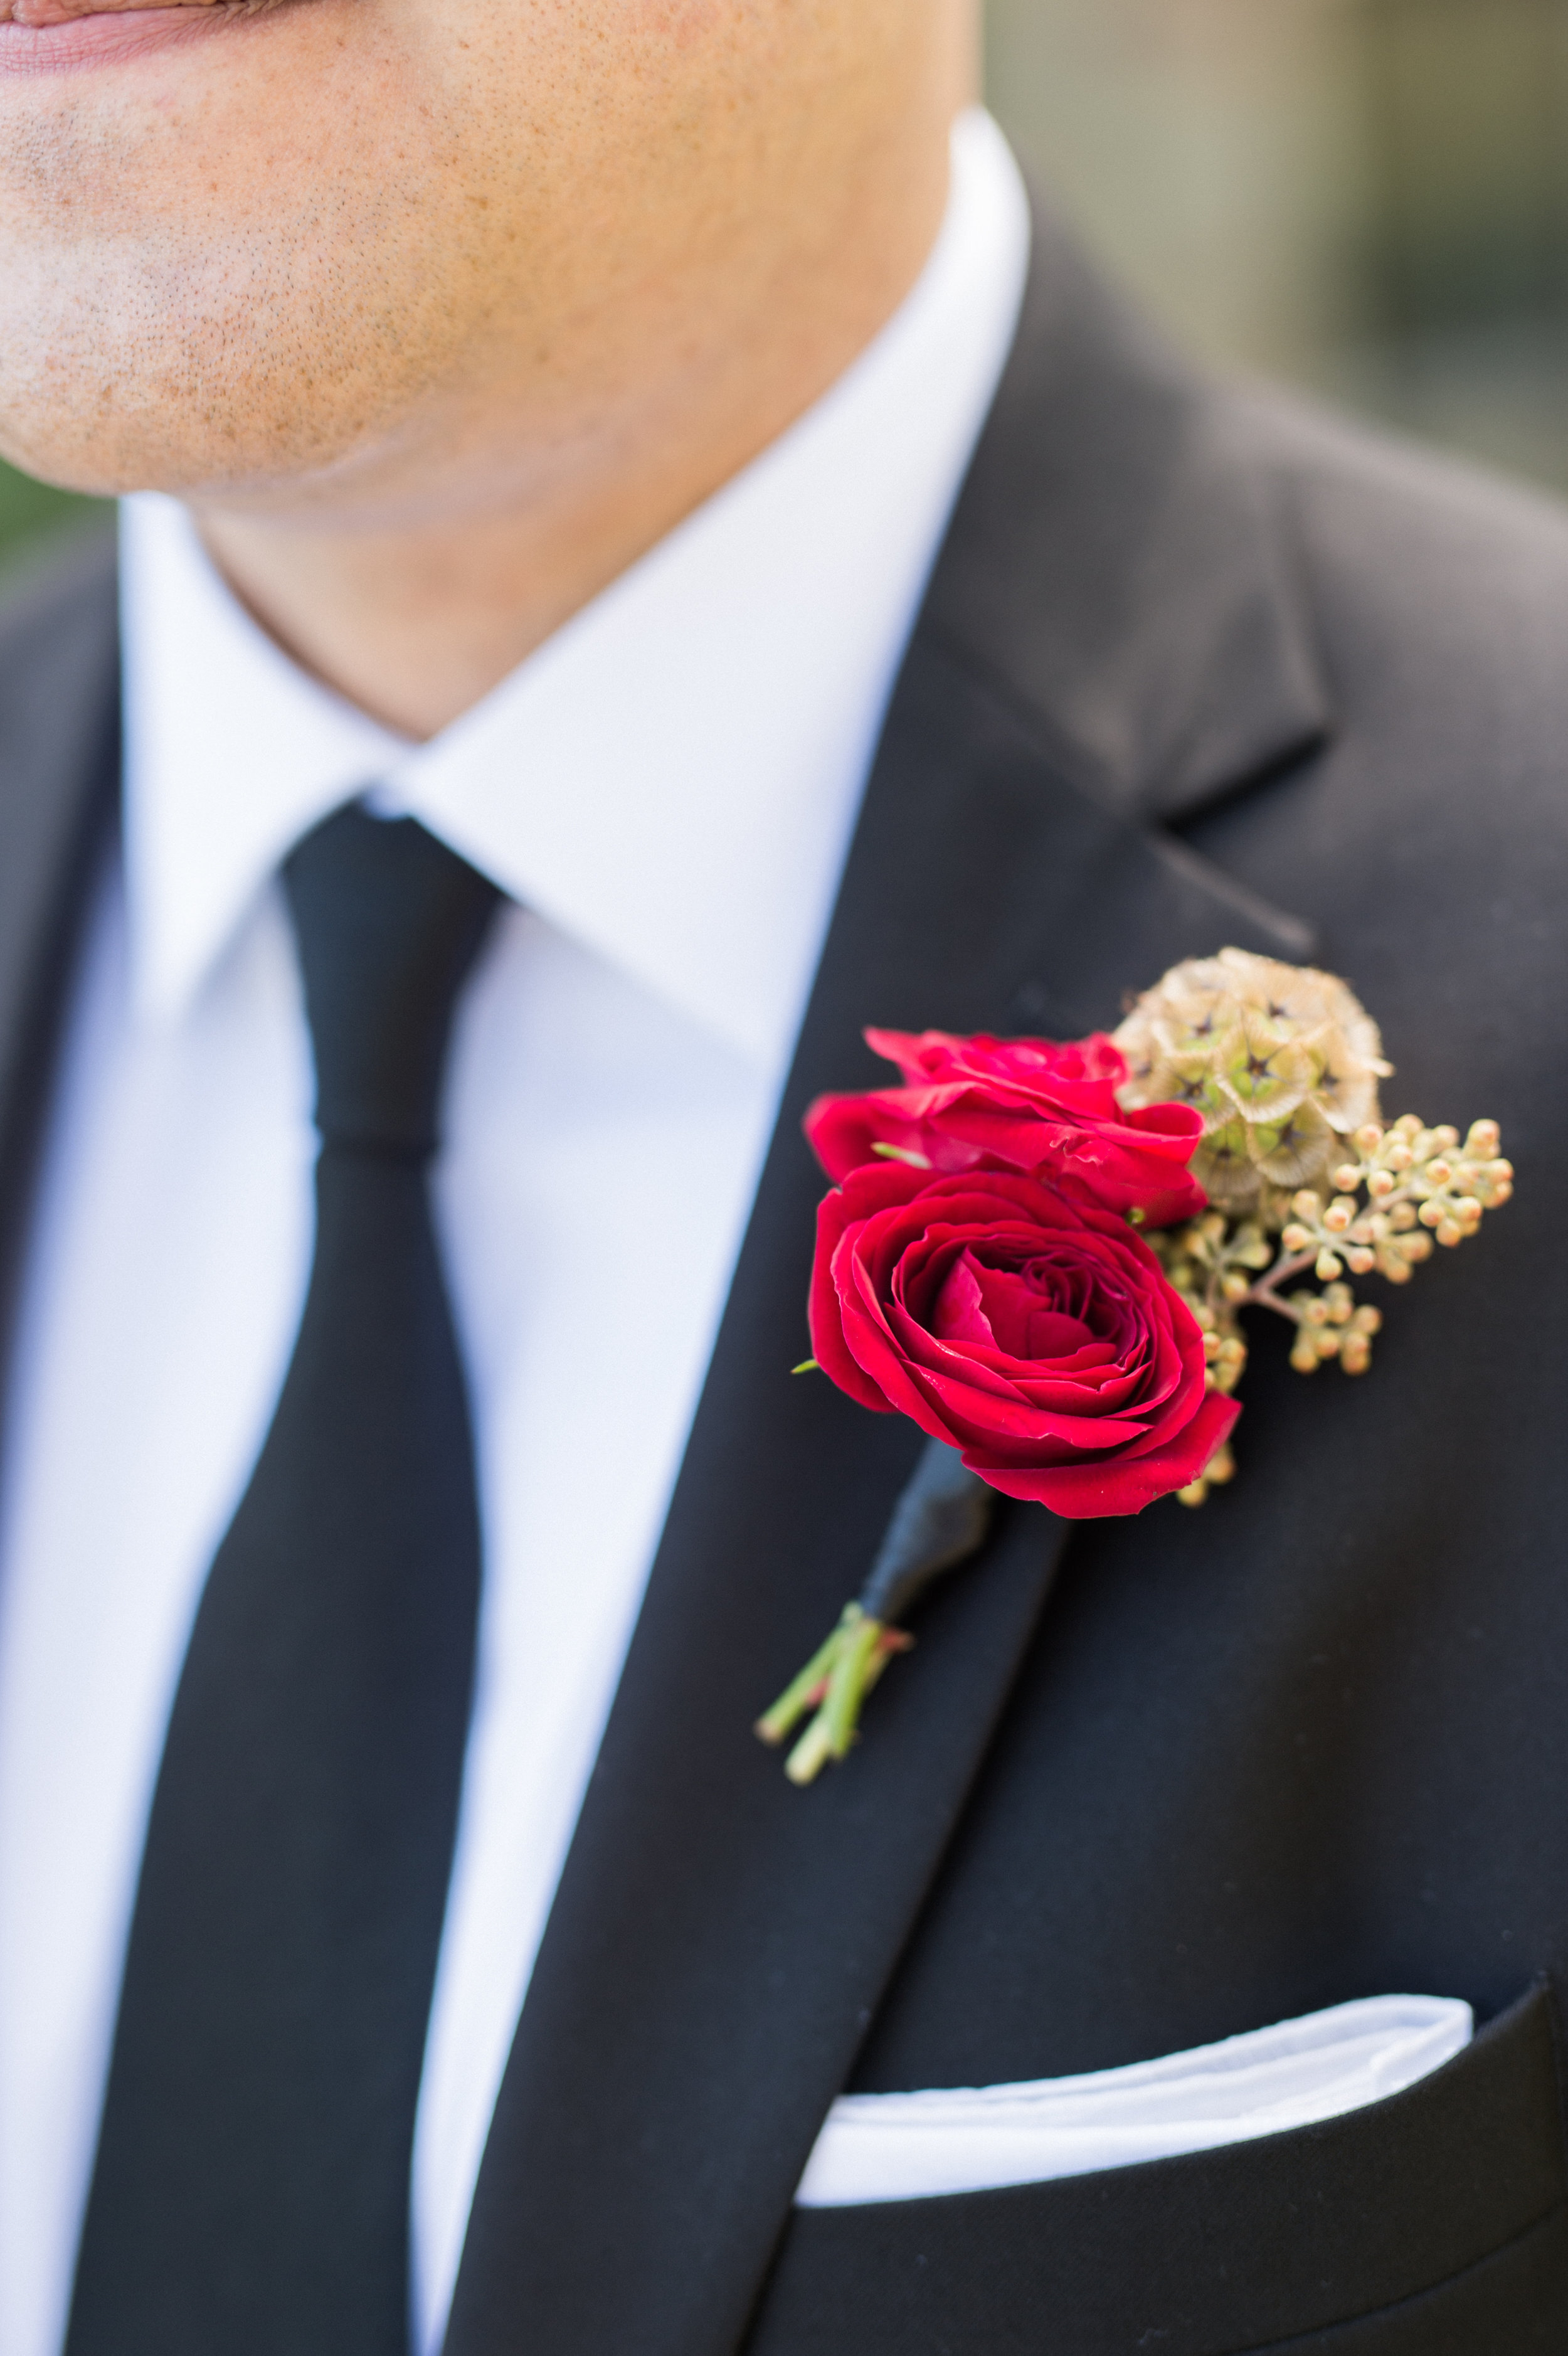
<box><xmin>0</xmin><ymin>331</ymin><xmax>383</xmax><ymax>507</ymax></box>
<box><xmin>0</xmin><ymin>395</ymin><xmax>371</xmax><ymax>509</ymax></box>
<box><xmin>0</xmin><ymin>0</ymin><xmax>452</xmax><ymax>506</ymax></box>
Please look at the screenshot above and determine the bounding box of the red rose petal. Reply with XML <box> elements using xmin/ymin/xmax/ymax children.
<box><xmin>804</xmin><ymin>1161</ymin><xmax>1229</xmax><ymax>1520</ymax></box>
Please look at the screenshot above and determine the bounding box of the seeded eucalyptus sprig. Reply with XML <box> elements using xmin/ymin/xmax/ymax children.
<box><xmin>1142</xmin><ymin>1115</ymin><xmax>1512</xmax><ymax>1504</ymax></box>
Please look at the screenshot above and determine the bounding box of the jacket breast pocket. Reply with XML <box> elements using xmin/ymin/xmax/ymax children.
<box><xmin>743</xmin><ymin>1985</ymin><xmax>1568</xmax><ymax>2355</ymax></box>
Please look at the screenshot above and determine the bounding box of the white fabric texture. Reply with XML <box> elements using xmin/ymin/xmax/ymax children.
<box><xmin>0</xmin><ymin>111</ymin><xmax>1032</xmax><ymax>2356</ymax></box>
<box><xmin>795</xmin><ymin>1995</ymin><xmax>1474</xmax><ymax>2207</ymax></box>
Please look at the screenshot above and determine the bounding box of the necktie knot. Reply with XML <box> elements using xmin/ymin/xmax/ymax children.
<box><xmin>283</xmin><ymin>804</ymin><xmax>501</xmax><ymax>1157</ymax></box>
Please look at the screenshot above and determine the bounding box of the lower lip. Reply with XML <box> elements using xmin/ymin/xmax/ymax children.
<box><xmin>0</xmin><ymin>6</ymin><xmax>235</xmax><ymax>70</ymax></box>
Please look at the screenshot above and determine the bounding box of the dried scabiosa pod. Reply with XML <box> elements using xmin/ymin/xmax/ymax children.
<box><xmin>1113</xmin><ymin>948</ymin><xmax>1392</xmax><ymax>1213</ymax></box>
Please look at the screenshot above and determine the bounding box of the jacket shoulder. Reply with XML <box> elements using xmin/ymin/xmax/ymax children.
<box><xmin>0</xmin><ymin>523</ymin><xmax>119</xmax><ymax>847</ymax></box>
<box><xmin>0</xmin><ymin>524</ymin><xmax>119</xmax><ymax>1011</ymax></box>
<box><xmin>0</xmin><ymin>521</ymin><xmax>117</xmax><ymax>692</ymax></box>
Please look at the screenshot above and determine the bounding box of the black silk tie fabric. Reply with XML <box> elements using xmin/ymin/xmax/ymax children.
<box><xmin>66</xmin><ymin>806</ymin><xmax>501</xmax><ymax>2356</ymax></box>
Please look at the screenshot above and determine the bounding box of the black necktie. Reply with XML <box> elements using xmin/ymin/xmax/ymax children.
<box><xmin>66</xmin><ymin>805</ymin><xmax>501</xmax><ymax>2356</ymax></box>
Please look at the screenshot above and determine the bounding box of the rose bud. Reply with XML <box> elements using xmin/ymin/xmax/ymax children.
<box><xmin>805</xmin><ymin>1026</ymin><xmax>1206</xmax><ymax>1227</ymax></box>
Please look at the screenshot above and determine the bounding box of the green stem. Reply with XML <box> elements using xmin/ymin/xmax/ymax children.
<box><xmin>1245</xmin><ymin>1247</ymin><xmax>1317</xmax><ymax>1322</ymax></box>
<box><xmin>756</xmin><ymin>1605</ymin><xmax>914</xmax><ymax>1785</ymax></box>
<box><xmin>818</xmin><ymin>1610</ymin><xmax>885</xmax><ymax>1758</ymax></box>
<box><xmin>754</xmin><ymin>1610</ymin><xmax>854</xmax><ymax>1747</ymax></box>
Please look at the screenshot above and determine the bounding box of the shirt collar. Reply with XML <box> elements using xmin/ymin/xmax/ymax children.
<box><xmin>121</xmin><ymin>108</ymin><xmax>1030</xmax><ymax>1071</ymax></box>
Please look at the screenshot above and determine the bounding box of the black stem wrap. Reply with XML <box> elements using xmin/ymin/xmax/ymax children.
<box><xmin>856</xmin><ymin>1438</ymin><xmax>998</xmax><ymax>1626</ymax></box>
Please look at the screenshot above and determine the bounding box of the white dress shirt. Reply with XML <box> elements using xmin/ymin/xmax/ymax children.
<box><xmin>0</xmin><ymin>110</ymin><xmax>1029</xmax><ymax>2356</ymax></box>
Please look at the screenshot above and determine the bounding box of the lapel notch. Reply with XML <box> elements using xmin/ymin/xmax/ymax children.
<box><xmin>923</xmin><ymin>191</ymin><xmax>1333</xmax><ymax>829</ymax></box>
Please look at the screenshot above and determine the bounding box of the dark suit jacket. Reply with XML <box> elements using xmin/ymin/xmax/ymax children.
<box><xmin>5</xmin><ymin>201</ymin><xmax>1568</xmax><ymax>2355</ymax></box>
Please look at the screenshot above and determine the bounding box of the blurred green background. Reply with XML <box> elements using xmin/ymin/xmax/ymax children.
<box><xmin>0</xmin><ymin>455</ymin><xmax>103</xmax><ymax>583</ymax></box>
<box><xmin>987</xmin><ymin>0</ymin><xmax>1568</xmax><ymax>487</ymax></box>
<box><xmin>8</xmin><ymin>0</ymin><xmax>1568</xmax><ymax>575</ymax></box>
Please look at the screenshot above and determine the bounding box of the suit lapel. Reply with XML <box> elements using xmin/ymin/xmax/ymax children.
<box><xmin>444</xmin><ymin>193</ymin><xmax>1328</xmax><ymax>2343</ymax></box>
<box><xmin>0</xmin><ymin>536</ymin><xmax>120</xmax><ymax>1366</ymax></box>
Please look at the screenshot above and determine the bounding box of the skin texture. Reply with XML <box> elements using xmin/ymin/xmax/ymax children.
<box><xmin>0</xmin><ymin>0</ymin><xmax>977</xmax><ymax>733</ymax></box>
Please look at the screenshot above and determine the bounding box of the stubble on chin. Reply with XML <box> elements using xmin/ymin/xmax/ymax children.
<box><xmin>0</xmin><ymin>9</ymin><xmax>484</xmax><ymax>500</ymax></box>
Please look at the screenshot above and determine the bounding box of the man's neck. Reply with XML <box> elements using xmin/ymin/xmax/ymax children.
<box><xmin>193</xmin><ymin>56</ymin><xmax>972</xmax><ymax>741</ymax></box>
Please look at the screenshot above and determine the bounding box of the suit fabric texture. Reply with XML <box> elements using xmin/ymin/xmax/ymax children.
<box><xmin>3</xmin><ymin>199</ymin><xmax>1568</xmax><ymax>2354</ymax></box>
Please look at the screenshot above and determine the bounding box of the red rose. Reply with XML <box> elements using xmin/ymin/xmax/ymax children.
<box><xmin>805</xmin><ymin>1027</ymin><xmax>1205</xmax><ymax>1226</ymax></box>
<box><xmin>809</xmin><ymin>1160</ymin><xmax>1237</xmax><ymax>1517</ymax></box>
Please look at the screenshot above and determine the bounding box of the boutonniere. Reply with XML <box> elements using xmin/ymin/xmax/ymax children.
<box><xmin>758</xmin><ymin>948</ymin><xmax>1513</xmax><ymax>1785</ymax></box>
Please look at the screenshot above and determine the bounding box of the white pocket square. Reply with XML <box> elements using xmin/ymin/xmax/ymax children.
<box><xmin>795</xmin><ymin>1992</ymin><xmax>1473</xmax><ymax>2207</ymax></box>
